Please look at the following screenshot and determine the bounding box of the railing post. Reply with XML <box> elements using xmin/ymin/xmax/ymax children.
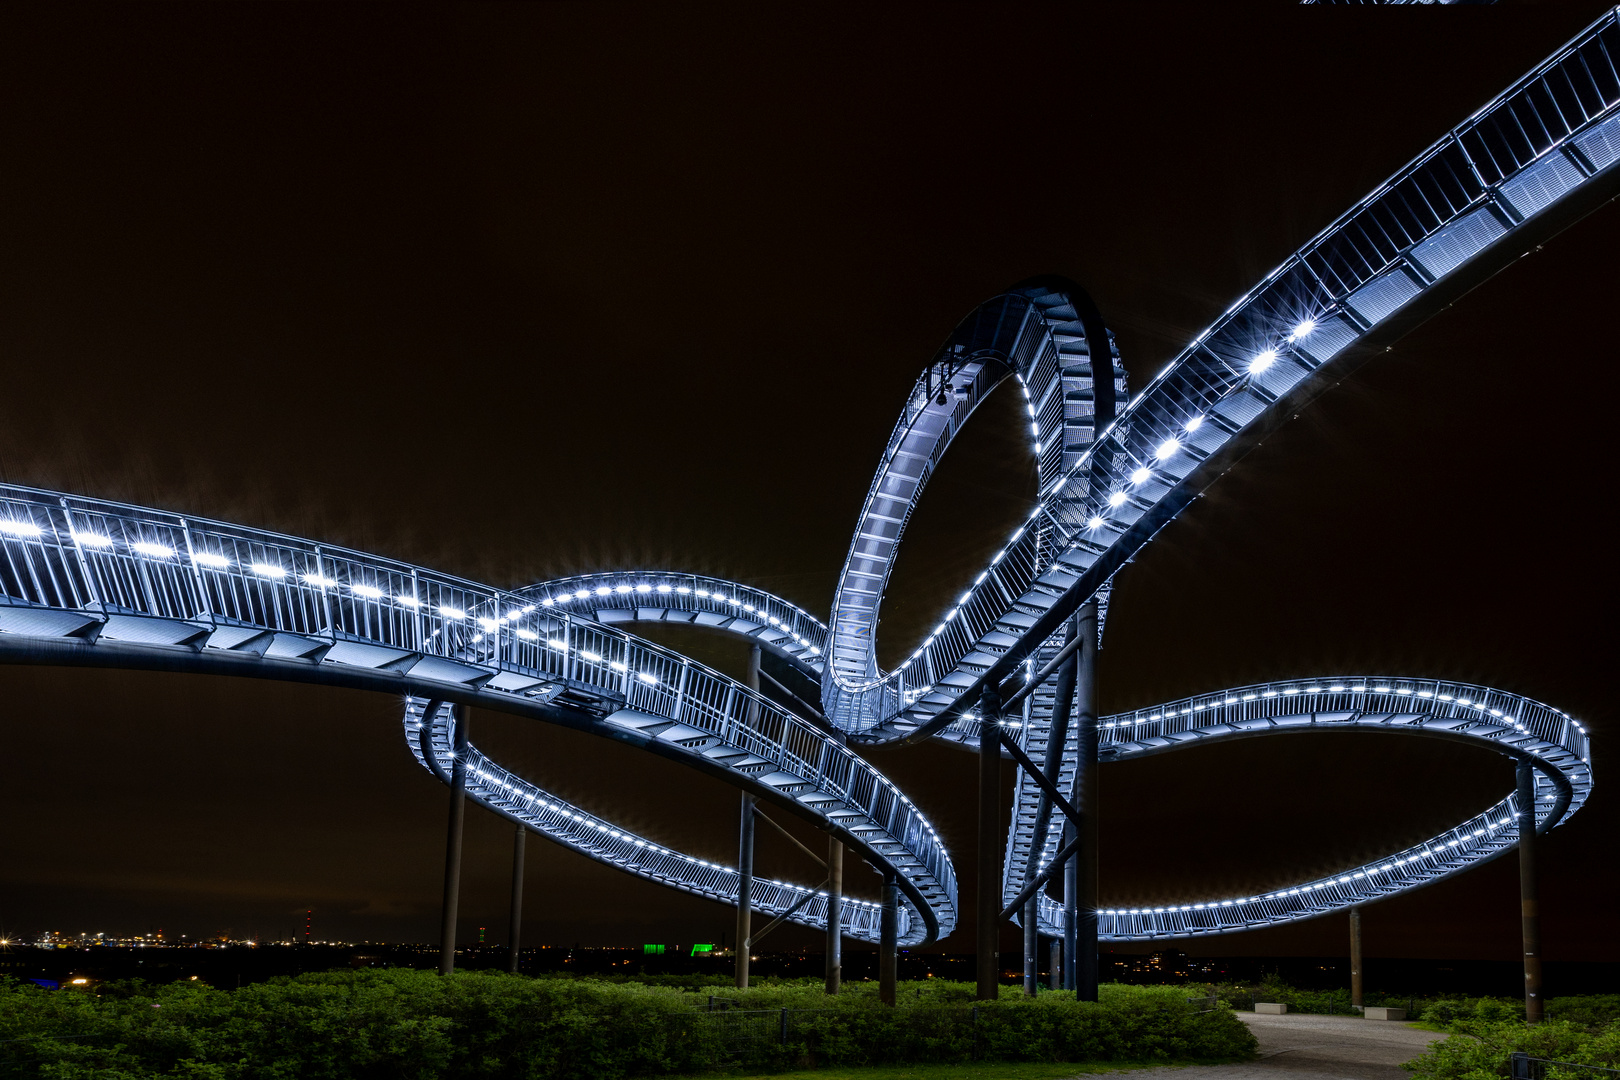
<box><xmin>1517</xmin><ymin>760</ymin><xmax>1543</xmax><ymax>1023</ymax></box>
<box><xmin>438</xmin><ymin>704</ymin><xmax>470</xmax><ymax>976</ymax></box>
<box><xmin>508</xmin><ymin>821</ymin><xmax>526</xmax><ymax>975</ymax></box>
<box><xmin>1510</xmin><ymin>1052</ymin><xmax>1531</xmax><ymax>1080</ymax></box>
<box><xmin>825</xmin><ymin>836</ymin><xmax>843</xmax><ymax>995</ymax></box>
<box><xmin>977</xmin><ymin>686</ymin><xmax>1002</xmax><ymax>1001</ymax></box>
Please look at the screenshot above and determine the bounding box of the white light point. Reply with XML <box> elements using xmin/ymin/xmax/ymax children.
<box><xmin>250</xmin><ymin>562</ymin><xmax>285</xmax><ymax>579</ymax></box>
<box><xmin>302</xmin><ymin>573</ymin><xmax>337</xmax><ymax>588</ymax></box>
<box><xmin>1130</xmin><ymin>467</ymin><xmax>1151</xmax><ymax>485</ymax></box>
<box><xmin>192</xmin><ymin>551</ymin><xmax>230</xmax><ymax>569</ymax></box>
<box><xmin>1249</xmin><ymin>349</ymin><xmax>1277</xmax><ymax>374</ymax></box>
<box><xmin>397</xmin><ymin>595</ymin><xmax>420</xmax><ymax>608</ymax></box>
<box><xmin>440</xmin><ymin>606</ymin><xmax>466</xmax><ymax>620</ymax></box>
<box><xmin>1107</xmin><ymin>492</ymin><xmax>1126</xmax><ymax>508</ymax></box>
<box><xmin>1291</xmin><ymin>318</ymin><xmax>1316</xmax><ymax>339</ymax></box>
<box><xmin>1184</xmin><ymin>415</ymin><xmax>1204</xmax><ymax>432</ymax></box>
<box><xmin>71</xmin><ymin>531</ymin><xmax>114</xmax><ymax>548</ymax></box>
<box><xmin>351</xmin><ymin>584</ymin><xmax>383</xmax><ymax>600</ymax></box>
<box><xmin>1087</xmin><ymin>515</ymin><xmax>1105</xmax><ymax>530</ymax></box>
<box><xmin>132</xmin><ymin>541</ymin><xmax>176</xmax><ymax>558</ymax></box>
<box><xmin>0</xmin><ymin>520</ymin><xmax>43</xmax><ymax>538</ymax></box>
<box><xmin>1155</xmin><ymin>439</ymin><xmax>1180</xmax><ymax>461</ymax></box>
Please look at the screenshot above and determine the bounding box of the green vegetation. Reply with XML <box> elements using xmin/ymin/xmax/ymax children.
<box><xmin>0</xmin><ymin>972</ymin><xmax>1257</xmax><ymax>1079</ymax></box>
<box><xmin>1209</xmin><ymin>975</ymin><xmax>1620</xmax><ymax>1029</ymax></box>
<box><xmin>1404</xmin><ymin>1013</ymin><xmax>1620</xmax><ymax>1080</ymax></box>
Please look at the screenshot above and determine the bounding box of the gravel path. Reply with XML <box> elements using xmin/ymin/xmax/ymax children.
<box><xmin>1111</xmin><ymin>1011</ymin><xmax>1448</xmax><ymax>1080</ymax></box>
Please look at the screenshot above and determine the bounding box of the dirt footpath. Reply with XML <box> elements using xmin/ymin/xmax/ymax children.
<box><xmin>1110</xmin><ymin>1011</ymin><xmax>1447</xmax><ymax>1080</ymax></box>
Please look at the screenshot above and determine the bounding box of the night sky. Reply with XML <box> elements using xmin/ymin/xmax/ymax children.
<box><xmin>0</xmin><ymin>4</ymin><xmax>1615</xmax><ymax>965</ymax></box>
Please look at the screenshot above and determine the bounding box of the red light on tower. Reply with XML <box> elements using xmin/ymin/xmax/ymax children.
<box><xmin>305</xmin><ymin>910</ymin><xmax>311</xmax><ymax>942</ymax></box>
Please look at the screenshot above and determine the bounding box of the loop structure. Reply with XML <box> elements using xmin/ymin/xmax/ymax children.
<box><xmin>1</xmin><ymin>10</ymin><xmax>1615</xmax><ymax>945</ymax></box>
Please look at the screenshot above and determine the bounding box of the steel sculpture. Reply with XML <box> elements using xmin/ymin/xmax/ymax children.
<box><xmin>0</xmin><ymin>10</ymin><xmax>1615</xmax><ymax>961</ymax></box>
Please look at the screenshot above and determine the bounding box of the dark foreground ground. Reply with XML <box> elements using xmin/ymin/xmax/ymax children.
<box><xmin>1127</xmin><ymin>1012</ymin><xmax>1442</xmax><ymax>1080</ymax></box>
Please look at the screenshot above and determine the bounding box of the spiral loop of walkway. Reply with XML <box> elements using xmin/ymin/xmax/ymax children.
<box><xmin>0</xmin><ymin>11</ymin><xmax>1614</xmax><ymax>947</ymax></box>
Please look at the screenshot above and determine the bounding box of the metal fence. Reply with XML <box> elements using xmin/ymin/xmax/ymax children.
<box><xmin>1512</xmin><ymin>1054</ymin><xmax>1620</xmax><ymax>1080</ymax></box>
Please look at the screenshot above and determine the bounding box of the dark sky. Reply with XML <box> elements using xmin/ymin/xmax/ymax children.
<box><xmin>0</xmin><ymin>3</ymin><xmax>1615</xmax><ymax>964</ymax></box>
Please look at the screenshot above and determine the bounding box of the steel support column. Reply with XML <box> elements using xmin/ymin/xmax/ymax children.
<box><xmin>879</xmin><ymin>868</ymin><xmax>898</xmax><ymax>1005</ymax></box>
<box><xmin>1022</xmin><ymin>896</ymin><xmax>1038</xmax><ymax>996</ymax></box>
<box><xmin>1349</xmin><ymin>905</ymin><xmax>1363</xmax><ymax>1008</ymax></box>
<box><xmin>826</xmin><ymin>837</ymin><xmax>843</xmax><ymax>994</ymax></box>
<box><xmin>1518</xmin><ymin>760</ymin><xmax>1543</xmax><ymax>1022</ymax></box>
<box><xmin>1049</xmin><ymin>938</ymin><xmax>1062</xmax><ymax>991</ymax></box>
<box><xmin>1073</xmin><ymin>599</ymin><xmax>1099</xmax><ymax>1001</ymax></box>
<box><xmin>736</xmin><ymin>644</ymin><xmax>762</xmax><ymax>989</ymax></box>
<box><xmin>1062</xmin><ymin>819</ymin><xmax>1077</xmax><ymax>991</ymax></box>
<box><xmin>438</xmin><ymin>704</ymin><xmax>469</xmax><ymax>976</ymax></box>
<box><xmin>735</xmin><ymin>791</ymin><xmax>756</xmax><ymax>988</ymax></box>
<box><xmin>508</xmin><ymin>821</ymin><xmax>526</xmax><ymax>975</ymax></box>
<box><xmin>977</xmin><ymin>687</ymin><xmax>1002</xmax><ymax>1001</ymax></box>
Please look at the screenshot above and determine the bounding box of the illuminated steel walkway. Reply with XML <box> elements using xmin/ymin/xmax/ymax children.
<box><xmin>1</xmin><ymin>10</ymin><xmax>1615</xmax><ymax>946</ymax></box>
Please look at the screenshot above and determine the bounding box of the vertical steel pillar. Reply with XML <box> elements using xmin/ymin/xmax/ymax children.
<box><xmin>735</xmin><ymin>643</ymin><xmax>762</xmax><ymax>989</ymax></box>
<box><xmin>1073</xmin><ymin>599</ymin><xmax>1100</xmax><ymax>1002</ymax></box>
<box><xmin>879</xmin><ymin>867</ymin><xmax>898</xmax><ymax>1005</ymax></box>
<box><xmin>1517</xmin><ymin>759</ymin><xmax>1543</xmax><ymax>1023</ymax></box>
<box><xmin>825</xmin><ymin>837</ymin><xmax>843</xmax><ymax>994</ymax></box>
<box><xmin>1349</xmin><ymin>905</ymin><xmax>1363</xmax><ymax>1008</ymax></box>
<box><xmin>977</xmin><ymin>687</ymin><xmax>1002</xmax><ymax>1001</ymax></box>
<box><xmin>1049</xmin><ymin>938</ymin><xmax>1062</xmax><ymax>991</ymax></box>
<box><xmin>1022</xmin><ymin>897</ymin><xmax>1038</xmax><ymax>996</ymax></box>
<box><xmin>735</xmin><ymin>794</ymin><xmax>756</xmax><ymax>988</ymax></box>
<box><xmin>508</xmin><ymin>822</ymin><xmax>526</xmax><ymax>975</ymax></box>
<box><xmin>438</xmin><ymin>704</ymin><xmax>469</xmax><ymax>976</ymax></box>
<box><xmin>1062</xmin><ymin>819</ymin><xmax>1077</xmax><ymax>991</ymax></box>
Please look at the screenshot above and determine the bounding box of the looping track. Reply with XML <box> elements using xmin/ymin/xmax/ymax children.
<box><xmin>2</xmin><ymin>10</ymin><xmax>1615</xmax><ymax>948</ymax></box>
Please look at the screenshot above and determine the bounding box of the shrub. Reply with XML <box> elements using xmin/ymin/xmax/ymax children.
<box><xmin>0</xmin><ymin>973</ymin><xmax>1256</xmax><ymax>1079</ymax></box>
